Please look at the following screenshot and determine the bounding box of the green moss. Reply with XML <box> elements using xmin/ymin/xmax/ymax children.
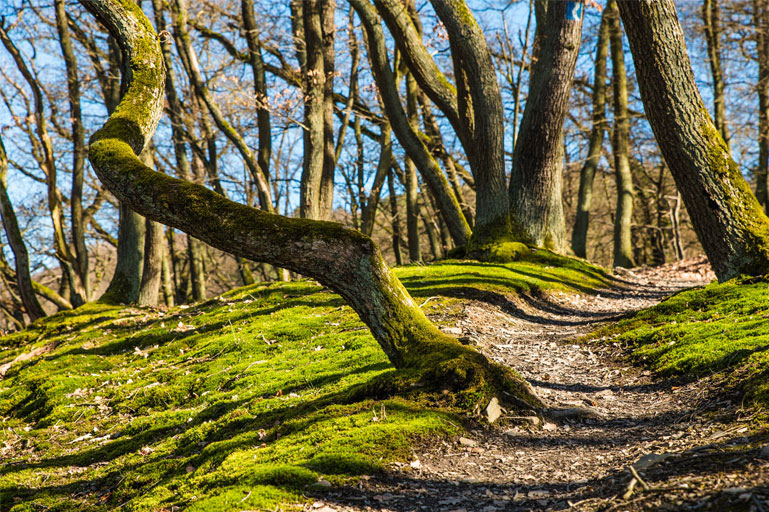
<box><xmin>699</xmin><ymin>113</ymin><xmax>769</xmax><ymax>279</ymax></box>
<box><xmin>587</xmin><ymin>276</ymin><xmax>769</xmax><ymax>407</ymax></box>
<box><xmin>0</xmin><ymin>256</ymin><xmax>611</xmax><ymax>510</ymax></box>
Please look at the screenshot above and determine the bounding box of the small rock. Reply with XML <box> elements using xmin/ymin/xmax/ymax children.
<box><xmin>313</xmin><ymin>478</ymin><xmax>332</xmax><ymax>488</ymax></box>
<box><xmin>443</xmin><ymin>327</ymin><xmax>462</xmax><ymax>335</ymax></box>
<box><xmin>485</xmin><ymin>397</ymin><xmax>502</xmax><ymax>423</ymax></box>
<box><xmin>522</xmin><ymin>416</ymin><xmax>541</xmax><ymax>427</ymax></box>
<box><xmin>185</xmin><ymin>465</ymin><xmax>195</xmax><ymax>474</ymax></box>
<box><xmin>458</xmin><ymin>437</ymin><xmax>477</xmax><ymax>447</ymax></box>
<box><xmin>758</xmin><ymin>444</ymin><xmax>769</xmax><ymax>459</ymax></box>
<box><xmin>410</xmin><ymin>459</ymin><xmax>422</xmax><ymax>470</ymax></box>
<box><xmin>542</xmin><ymin>422</ymin><xmax>557</xmax><ymax>432</ymax></box>
<box><xmin>631</xmin><ymin>453</ymin><xmax>673</xmax><ymax>473</ymax></box>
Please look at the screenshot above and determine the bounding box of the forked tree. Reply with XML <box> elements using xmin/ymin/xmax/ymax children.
<box><xmin>76</xmin><ymin>0</ymin><xmax>540</xmax><ymax>409</ymax></box>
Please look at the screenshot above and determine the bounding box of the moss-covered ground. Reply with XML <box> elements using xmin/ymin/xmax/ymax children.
<box><xmin>0</xmin><ymin>253</ymin><xmax>609</xmax><ymax>512</ymax></box>
<box><xmin>588</xmin><ymin>275</ymin><xmax>769</xmax><ymax>408</ymax></box>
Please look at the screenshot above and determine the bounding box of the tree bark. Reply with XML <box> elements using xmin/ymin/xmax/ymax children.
<box><xmin>79</xmin><ymin>0</ymin><xmax>539</xmax><ymax>406</ymax></box>
<box><xmin>572</xmin><ymin>7</ymin><xmax>610</xmax><ymax>259</ymax></box>
<box><xmin>510</xmin><ymin>0</ymin><xmax>584</xmax><ymax>251</ymax></box>
<box><xmin>618</xmin><ymin>0</ymin><xmax>769</xmax><ymax>281</ymax></box>
<box><xmin>300</xmin><ymin>0</ymin><xmax>327</xmax><ymax>220</ymax></box>
<box><xmin>609</xmin><ymin>1</ymin><xmax>635</xmax><ymax>269</ymax></box>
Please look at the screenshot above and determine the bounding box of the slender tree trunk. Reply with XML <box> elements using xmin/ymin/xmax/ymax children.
<box><xmin>161</xmin><ymin>239</ymin><xmax>175</xmax><ymax>307</ymax></box>
<box><xmin>572</xmin><ymin>8</ymin><xmax>610</xmax><ymax>258</ymax></box>
<box><xmin>137</xmin><ymin>148</ymin><xmax>164</xmax><ymax>306</ymax></box>
<box><xmin>319</xmin><ymin>0</ymin><xmax>336</xmax><ymax>218</ymax></box>
<box><xmin>618</xmin><ymin>0</ymin><xmax>769</xmax><ymax>281</ymax></box>
<box><xmin>351</xmin><ymin>0</ymin><xmax>471</xmax><ymax>247</ymax></box>
<box><xmin>241</xmin><ymin>0</ymin><xmax>272</xmax><ymax>193</ymax></box>
<box><xmin>101</xmin><ymin>204</ymin><xmax>145</xmax><ymax>304</ymax></box>
<box><xmin>405</xmin><ymin>74</ymin><xmax>422</xmax><ymax>263</ymax></box>
<box><xmin>388</xmin><ymin>169</ymin><xmax>405</xmax><ymax>266</ymax></box>
<box><xmin>137</xmin><ymin>218</ymin><xmax>164</xmax><ymax>305</ymax></box>
<box><xmin>609</xmin><ymin>1</ymin><xmax>635</xmax><ymax>269</ymax></box>
<box><xmin>0</xmin><ymin>136</ymin><xmax>45</xmax><ymax>321</ymax></box>
<box><xmin>755</xmin><ymin>0</ymin><xmax>769</xmax><ymax>211</ymax></box>
<box><xmin>54</xmin><ymin>0</ymin><xmax>90</xmax><ymax>301</ymax></box>
<box><xmin>702</xmin><ymin>0</ymin><xmax>730</xmax><ymax>149</ymax></box>
<box><xmin>510</xmin><ymin>0</ymin><xmax>584</xmax><ymax>251</ymax></box>
<box><xmin>300</xmin><ymin>0</ymin><xmax>327</xmax><ymax>220</ymax></box>
<box><xmin>361</xmin><ymin>125</ymin><xmax>392</xmax><ymax>237</ymax></box>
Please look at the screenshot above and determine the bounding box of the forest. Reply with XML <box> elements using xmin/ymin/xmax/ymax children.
<box><xmin>0</xmin><ymin>0</ymin><xmax>768</xmax><ymax>510</ymax></box>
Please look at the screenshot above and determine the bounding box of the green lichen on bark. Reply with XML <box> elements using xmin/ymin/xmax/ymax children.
<box><xmin>700</xmin><ymin>114</ymin><xmax>769</xmax><ymax>278</ymax></box>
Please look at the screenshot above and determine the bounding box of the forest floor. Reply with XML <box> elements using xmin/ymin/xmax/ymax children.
<box><xmin>311</xmin><ymin>258</ymin><xmax>769</xmax><ymax>512</ymax></box>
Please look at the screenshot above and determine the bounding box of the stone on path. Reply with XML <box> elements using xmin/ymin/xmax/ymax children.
<box><xmin>485</xmin><ymin>397</ymin><xmax>502</xmax><ymax>423</ymax></box>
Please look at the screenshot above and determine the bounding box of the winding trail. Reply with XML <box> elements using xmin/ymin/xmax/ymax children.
<box><xmin>308</xmin><ymin>259</ymin><xmax>769</xmax><ymax>511</ymax></box>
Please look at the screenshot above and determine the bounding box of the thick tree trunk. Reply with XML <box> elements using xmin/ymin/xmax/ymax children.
<box><xmin>509</xmin><ymin>0</ymin><xmax>583</xmax><ymax>251</ymax></box>
<box><xmin>572</xmin><ymin>8</ymin><xmax>609</xmax><ymax>259</ymax></box>
<box><xmin>79</xmin><ymin>0</ymin><xmax>539</xmax><ymax>406</ymax></box>
<box><xmin>702</xmin><ymin>0</ymin><xmax>730</xmax><ymax>149</ymax></box>
<box><xmin>101</xmin><ymin>203</ymin><xmax>145</xmax><ymax>304</ymax></box>
<box><xmin>609</xmin><ymin>2</ymin><xmax>635</xmax><ymax>269</ymax></box>
<box><xmin>755</xmin><ymin>0</ymin><xmax>769</xmax><ymax>211</ymax></box>
<box><xmin>0</xmin><ymin>137</ymin><xmax>46</xmax><ymax>321</ymax></box>
<box><xmin>618</xmin><ymin>0</ymin><xmax>769</xmax><ymax>281</ymax></box>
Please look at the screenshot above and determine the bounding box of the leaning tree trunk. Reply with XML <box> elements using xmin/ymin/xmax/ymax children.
<box><xmin>509</xmin><ymin>0</ymin><xmax>584</xmax><ymax>251</ymax></box>
<box><xmin>572</xmin><ymin>7</ymin><xmax>610</xmax><ymax>259</ymax></box>
<box><xmin>618</xmin><ymin>0</ymin><xmax>769</xmax><ymax>281</ymax></box>
<box><xmin>0</xmin><ymin>136</ymin><xmax>46</xmax><ymax>321</ymax></box>
<box><xmin>77</xmin><ymin>0</ymin><xmax>539</xmax><ymax>408</ymax></box>
<box><xmin>609</xmin><ymin>1</ymin><xmax>635</xmax><ymax>269</ymax></box>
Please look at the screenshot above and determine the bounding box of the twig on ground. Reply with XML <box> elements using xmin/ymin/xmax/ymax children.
<box><xmin>629</xmin><ymin>465</ymin><xmax>651</xmax><ymax>491</ymax></box>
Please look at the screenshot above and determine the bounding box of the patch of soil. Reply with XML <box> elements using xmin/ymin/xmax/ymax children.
<box><xmin>307</xmin><ymin>258</ymin><xmax>769</xmax><ymax>511</ymax></box>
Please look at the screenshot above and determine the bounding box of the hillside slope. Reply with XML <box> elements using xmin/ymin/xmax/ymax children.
<box><xmin>0</xmin><ymin>252</ymin><xmax>609</xmax><ymax>511</ymax></box>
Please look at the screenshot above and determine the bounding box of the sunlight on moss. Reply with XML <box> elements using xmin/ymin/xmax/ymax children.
<box><xmin>0</xmin><ymin>256</ymin><xmax>608</xmax><ymax>511</ymax></box>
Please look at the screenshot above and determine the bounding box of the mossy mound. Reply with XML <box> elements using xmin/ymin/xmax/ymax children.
<box><xmin>0</xmin><ymin>257</ymin><xmax>609</xmax><ymax>511</ymax></box>
<box><xmin>586</xmin><ymin>276</ymin><xmax>769</xmax><ymax>407</ymax></box>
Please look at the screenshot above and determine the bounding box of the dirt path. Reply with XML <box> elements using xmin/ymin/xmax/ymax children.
<box><xmin>309</xmin><ymin>259</ymin><xmax>769</xmax><ymax>512</ymax></box>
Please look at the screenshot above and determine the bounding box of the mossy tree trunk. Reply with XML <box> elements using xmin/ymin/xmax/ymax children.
<box><xmin>509</xmin><ymin>0</ymin><xmax>584</xmax><ymax>252</ymax></box>
<box><xmin>609</xmin><ymin>1</ymin><xmax>635</xmax><ymax>269</ymax></box>
<box><xmin>78</xmin><ymin>0</ymin><xmax>539</xmax><ymax>407</ymax></box>
<box><xmin>618</xmin><ymin>0</ymin><xmax>769</xmax><ymax>281</ymax></box>
<box><xmin>572</xmin><ymin>7</ymin><xmax>610</xmax><ymax>259</ymax></box>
